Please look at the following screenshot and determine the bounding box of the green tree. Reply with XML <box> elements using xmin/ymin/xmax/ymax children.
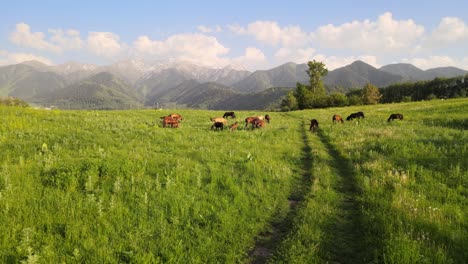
<box><xmin>294</xmin><ymin>83</ymin><xmax>313</xmax><ymax>110</ymax></box>
<box><xmin>328</xmin><ymin>92</ymin><xmax>349</xmax><ymax>107</ymax></box>
<box><xmin>280</xmin><ymin>91</ymin><xmax>298</xmax><ymax>111</ymax></box>
<box><xmin>361</xmin><ymin>83</ymin><xmax>382</xmax><ymax>104</ymax></box>
<box><xmin>306</xmin><ymin>60</ymin><xmax>328</xmax><ymax>97</ymax></box>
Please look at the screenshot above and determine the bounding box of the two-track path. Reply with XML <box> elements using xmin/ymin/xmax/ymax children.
<box><xmin>247</xmin><ymin>120</ymin><xmax>366</xmax><ymax>263</ymax></box>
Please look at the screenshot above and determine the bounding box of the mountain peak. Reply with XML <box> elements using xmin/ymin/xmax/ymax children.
<box><xmin>20</xmin><ymin>60</ymin><xmax>50</xmax><ymax>69</ymax></box>
<box><xmin>350</xmin><ymin>60</ymin><xmax>373</xmax><ymax>67</ymax></box>
<box><xmin>222</xmin><ymin>64</ymin><xmax>248</xmax><ymax>72</ymax></box>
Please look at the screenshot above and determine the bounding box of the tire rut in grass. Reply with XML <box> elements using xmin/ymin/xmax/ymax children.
<box><xmin>316</xmin><ymin>129</ymin><xmax>367</xmax><ymax>263</ymax></box>
<box><xmin>247</xmin><ymin>121</ymin><xmax>314</xmax><ymax>264</ymax></box>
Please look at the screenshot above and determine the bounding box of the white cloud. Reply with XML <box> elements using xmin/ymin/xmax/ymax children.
<box><xmin>232</xmin><ymin>47</ymin><xmax>266</xmax><ymax>68</ymax></box>
<box><xmin>48</xmin><ymin>28</ymin><xmax>83</xmax><ymax>50</ymax></box>
<box><xmin>133</xmin><ymin>33</ymin><xmax>230</xmax><ymax>67</ymax></box>
<box><xmin>9</xmin><ymin>23</ymin><xmax>85</xmax><ymax>53</ymax></box>
<box><xmin>428</xmin><ymin>17</ymin><xmax>468</xmax><ymax>44</ymax></box>
<box><xmin>312</xmin><ymin>12</ymin><xmax>425</xmax><ymax>53</ymax></box>
<box><xmin>197</xmin><ymin>25</ymin><xmax>222</xmax><ymax>33</ymax></box>
<box><xmin>227</xmin><ymin>24</ymin><xmax>246</xmax><ymax>34</ymax></box>
<box><xmin>87</xmin><ymin>32</ymin><xmax>126</xmax><ymax>58</ymax></box>
<box><xmin>274</xmin><ymin>47</ymin><xmax>316</xmax><ymax>64</ymax></box>
<box><xmin>9</xmin><ymin>23</ymin><xmax>61</xmax><ymax>52</ymax></box>
<box><xmin>229</xmin><ymin>21</ymin><xmax>310</xmax><ymax>47</ymax></box>
<box><xmin>402</xmin><ymin>56</ymin><xmax>458</xmax><ymax>70</ymax></box>
<box><xmin>0</xmin><ymin>50</ymin><xmax>53</xmax><ymax>66</ymax></box>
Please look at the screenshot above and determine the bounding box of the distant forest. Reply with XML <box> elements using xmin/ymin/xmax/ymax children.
<box><xmin>378</xmin><ymin>75</ymin><xmax>468</xmax><ymax>103</ymax></box>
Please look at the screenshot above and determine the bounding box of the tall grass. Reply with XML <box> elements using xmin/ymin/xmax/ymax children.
<box><xmin>1</xmin><ymin>98</ymin><xmax>467</xmax><ymax>263</ymax></box>
<box><xmin>274</xmin><ymin>98</ymin><xmax>467</xmax><ymax>263</ymax></box>
<box><xmin>0</xmin><ymin>107</ymin><xmax>303</xmax><ymax>263</ymax></box>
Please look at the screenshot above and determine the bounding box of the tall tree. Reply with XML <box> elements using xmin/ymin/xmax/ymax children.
<box><xmin>362</xmin><ymin>83</ymin><xmax>382</xmax><ymax>104</ymax></box>
<box><xmin>306</xmin><ymin>60</ymin><xmax>328</xmax><ymax>97</ymax></box>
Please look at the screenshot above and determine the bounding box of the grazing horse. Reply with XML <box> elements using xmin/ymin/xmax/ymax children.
<box><xmin>309</xmin><ymin>119</ymin><xmax>319</xmax><ymax>132</ymax></box>
<box><xmin>161</xmin><ymin>116</ymin><xmax>179</xmax><ymax>128</ymax></box>
<box><xmin>245</xmin><ymin>115</ymin><xmax>268</xmax><ymax>127</ymax></box>
<box><xmin>332</xmin><ymin>114</ymin><xmax>344</xmax><ymax>124</ymax></box>
<box><xmin>388</xmin><ymin>113</ymin><xmax>404</xmax><ymax>122</ymax></box>
<box><xmin>346</xmin><ymin>111</ymin><xmax>365</xmax><ymax>121</ymax></box>
<box><xmin>211</xmin><ymin>122</ymin><xmax>224</xmax><ymax>130</ymax></box>
<box><xmin>223</xmin><ymin>112</ymin><xmax>236</xmax><ymax>119</ymax></box>
<box><xmin>229</xmin><ymin>122</ymin><xmax>239</xmax><ymax>131</ymax></box>
<box><xmin>210</xmin><ymin>117</ymin><xmax>228</xmax><ymax>125</ymax></box>
<box><xmin>251</xmin><ymin>118</ymin><xmax>265</xmax><ymax>129</ymax></box>
<box><xmin>245</xmin><ymin>117</ymin><xmax>257</xmax><ymax>127</ymax></box>
<box><xmin>168</xmin><ymin>113</ymin><xmax>183</xmax><ymax>121</ymax></box>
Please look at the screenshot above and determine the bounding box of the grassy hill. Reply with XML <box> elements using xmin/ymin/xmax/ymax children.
<box><xmin>0</xmin><ymin>64</ymin><xmax>65</xmax><ymax>99</ymax></box>
<box><xmin>32</xmin><ymin>72</ymin><xmax>142</xmax><ymax>109</ymax></box>
<box><xmin>1</xmin><ymin>98</ymin><xmax>466</xmax><ymax>263</ymax></box>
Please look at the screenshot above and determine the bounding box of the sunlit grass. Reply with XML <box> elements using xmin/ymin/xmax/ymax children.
<box><xmin>0</xmin><ymin>98</ymin><xmax>467</xmax><ymax>263</ymax></box>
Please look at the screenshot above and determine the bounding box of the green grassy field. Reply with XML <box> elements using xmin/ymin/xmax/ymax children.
<box><xmin>1</xmin><ymin>98</ymin><xmax>466</xmax><ymax>263</ymax></box>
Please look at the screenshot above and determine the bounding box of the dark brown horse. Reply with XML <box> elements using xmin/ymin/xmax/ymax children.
<box><xmin>388</xmin><ymin>113</ymin><xmax>404</xmax><ymax>122</ymax></box>
<box><xmin>309</xmin><ymin>119</ymin><xmax>319</xmax><ymax>132</ymax></box>
<box><xmin>211</xmin><ymin>122</ymin><xmax>224</xmax><ymax>130</ymax></box>
<box><xmin>251</xmin><ymin>118</ymin><xmax>265</xmax><ymax>129</ymax></box>
<box><xmin>346</xmin><ymin>111</ymin><xmax>365</xmax><ymax>121</ymax></box>
<box><xmin>223</xmin><ymin>112</ymin><xmax>236</xmax><ymax>119</ymax></box>
<box><xmin>265</xmin><ymin>114</ymin><xmax>271</xmax><ymax>123</ymax></box>
<box><xmin>332</xmin><ymin>114</ymin><xmax>344</xmax><ymax>124</ymax></box>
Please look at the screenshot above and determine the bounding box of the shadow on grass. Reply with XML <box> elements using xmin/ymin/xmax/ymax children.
<box><xmin>247</xmin><ymin>121</ymin><xmax>314</xmax><ymax>264</ymax></box>
<box><xmin>316</xmin><ymin>129</ymin><xmax>378</xmax><ymax>264</ymax></box>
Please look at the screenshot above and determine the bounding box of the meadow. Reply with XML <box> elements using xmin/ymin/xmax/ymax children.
<box><xmin>0</xmin><ymin>98</ymin><xmax>466</xmax><ymax>263</ymax></box>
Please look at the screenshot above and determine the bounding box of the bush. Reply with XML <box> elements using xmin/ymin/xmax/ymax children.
<box><xmin>402</xmin><ymin>96</ymin><xmax>412</xmax><ymax>102</ymax></box>
<box><xmin>0</xmin><ymin>96</ymin><xmax>29</xmax><ymax>107</ymax></box>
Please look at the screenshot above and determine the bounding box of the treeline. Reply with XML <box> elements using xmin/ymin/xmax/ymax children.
<box><xmin>0</xmin><ymin>96</ymin><xmax>29</xmax><ymax>107</ymax></box>
<box><xmin>379</xmin><ymin>75</ymin><xmax>468</xmax><ymax>103</ymax></box>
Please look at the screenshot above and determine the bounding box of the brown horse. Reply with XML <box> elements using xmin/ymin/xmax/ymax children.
<box><xmin>332</xmin><ymin>114</ymin><xmax>344</xmax><ymax>124</ymax></box>
<box><xmin>388</xmin><ymin>113</ymin><xmax>404</xmax><ymax>122</ymax></box>
<box><xmin>309</xmin><ymin>119</ymin><xmax>319</xmax><ymax>132</ymax></box>
<box><xmin>168</xmin><ymin>113</ymin><xmax>183</xmax><ymax>121</ymax></box>
<box><xmin>245</xmin><ymin>117</ymin><xmax>257</xmax><ymax>127</ymax></box>
<box><xmin>245</xmin><ymin>115</ymin><xmax>268</xmax><ymax>127</ymax></box>
<box><xmin>229</xmin><ymin>122</ymin><xmax>239</xmax><ymax>131</ymax></box>
<box><xmin>252</xmin><ymin>118</ymin><xmax>265</xmax><ymax>129</ymax></box>
<box><xmin>161</xmin><ymin>116</ymin><xmax>179</xmax><ymax>128</ymax></box>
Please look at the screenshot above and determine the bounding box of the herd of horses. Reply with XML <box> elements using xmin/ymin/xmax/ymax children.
<box><xmin>160</xmin><ymin>112</ymin><xmax>271</xmax><ymax>131</ymax></box>
<box><xmin>160</xmin><ymin>111</ymin><xmax>403</xmax><ymax>132</ymax></box>
<box><xmin>309</xmin><ymin>112</ymin><xmax>404</xmax><ymax>132</ymax></box>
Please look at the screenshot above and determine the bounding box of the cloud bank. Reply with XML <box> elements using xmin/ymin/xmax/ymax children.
<box><xmin>4</xmin><ymin>13</ymin><xmax>468</xmax><ymax>70</ymax></box>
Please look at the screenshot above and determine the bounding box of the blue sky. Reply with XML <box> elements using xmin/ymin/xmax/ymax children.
<box><xmin>1</xmin><ymin>0</ymin><xmax>468</xmax><ymax>70</ymax></box>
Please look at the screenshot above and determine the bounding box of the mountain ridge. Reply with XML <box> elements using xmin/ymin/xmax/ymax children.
<box><xmin>1</xmin><ymin>59</ymin><xmax>466</xmax><ymax>110</ymax></box>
